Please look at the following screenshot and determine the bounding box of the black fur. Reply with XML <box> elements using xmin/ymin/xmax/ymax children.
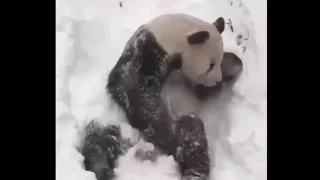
<box><xmin>221</xmin><ymin>52</ymin><xmax>243</xmax><ymax>80</ymax></box>
<box><xmin>82</xmin><ymin>122</ymin><xmax>132</xmax><ymax>180</ymax></box>
<box><xmin>82</xmin><ymin>25</ymin><xmax>211</xmax><ymax>180</ymax></box>
<box><xmin>174</xmin><ymin>115</ymin><xmax>210</xmax><ymax>180</ymax></box>
<box><xmin>107</xmin><ymin>26</ymin><xmax>180</xmax><ymax>155</ymax></box>
<box><xmin>213</xmin><ymin>17</ymin><xmax>225</xmax><ymax>34</ymax></box>
<box><xmin>187</xmin><ymin>31</ymin><xmax>210</xmax><ymax>44</ymax></box>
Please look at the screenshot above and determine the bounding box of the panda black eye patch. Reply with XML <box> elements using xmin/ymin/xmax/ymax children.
<box><xmin>207</xmin><ymin>62</ymin><xmax>214</xmax><ymax>73</ymax></box>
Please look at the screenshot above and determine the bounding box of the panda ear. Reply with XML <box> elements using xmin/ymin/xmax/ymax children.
<box><xmin>187</xmin><ymin>31</ymin><xmax>210</xmax><ymax>44</ymax></box>
<box><xmin>221</xmin><ymin>52</ymin><xmax>243</xmax><ymax>78</ymax></box>
<box><xmin>213</xmin><ymin>17</ymin><xmax>225</xmax><ymax>34</ymax></box>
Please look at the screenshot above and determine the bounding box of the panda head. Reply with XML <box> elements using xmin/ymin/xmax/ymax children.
<box><xmin>146</xmin><ymin>14</ymin><xmax>225</xmax><ymax>87</ymax></box>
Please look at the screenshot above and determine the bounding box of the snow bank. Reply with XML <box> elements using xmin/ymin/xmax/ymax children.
<box><xmin>56</xmin><ymin>0</ymin><xmax>266</xmax><ymax>180</ymax></box>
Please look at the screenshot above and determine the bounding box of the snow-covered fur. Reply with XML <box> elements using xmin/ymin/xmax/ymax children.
<box><xmin>82</xmin><ymin>122</ymin><xmax>132</xmax><ymax>180</ymax></box>
<box><xmin>81</xmin><ymin>13</ymin><xmax>228</xmax><ymax>180</ymax></box>
<box><xmin>174</xmin><ymin>115</ymin><xmax>210</xmax><ymax>180</ymax></box>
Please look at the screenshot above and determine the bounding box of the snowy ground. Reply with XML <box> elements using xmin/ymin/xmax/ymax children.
<box><xmin>56</xmin><ymin>0</ymin><xmax>267</xmax><ymax>180</ymax></box>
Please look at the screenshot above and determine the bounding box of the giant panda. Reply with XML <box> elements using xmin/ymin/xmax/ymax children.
<box><xmin>81</xmin><ymin>13</ymin><xmax>229</xmax><ymax>180</ymax></box>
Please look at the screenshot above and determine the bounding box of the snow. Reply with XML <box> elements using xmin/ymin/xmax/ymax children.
<box><xmin>56</xmin><ymin>0</ymin><xmax>266</xmax><ymax>180</ymax></box>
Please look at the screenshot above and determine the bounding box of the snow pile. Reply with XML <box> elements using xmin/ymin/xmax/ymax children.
<box><xmin>56</xmin><ymin>0</ymin><xmax>266</xmax><ymax>180</ymax></box>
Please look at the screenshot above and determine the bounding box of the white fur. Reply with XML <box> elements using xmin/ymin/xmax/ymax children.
<box><xmin>145</xmin><ymin>13</ymin><xmax>224</xmax><ymax>87</ymax></box>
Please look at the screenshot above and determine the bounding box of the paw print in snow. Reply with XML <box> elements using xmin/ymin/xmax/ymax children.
<box><xmin>226</xmin><ymin>18</ymin><xmax>234</xmax><ymax>32</ymax></box>
<box><xmin>227</xmin><ymin>1</ymin><xmax>243</xmax><ymax>8</ymax></box>
<box><xmin>236</xmin><ymin>32</ymin><xmax>249</xmax><ymax>53</ymax></box>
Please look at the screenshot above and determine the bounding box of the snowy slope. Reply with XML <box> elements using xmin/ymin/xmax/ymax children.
<box><xmin>56</xmin><ymin>0</ymin><xmax>266</xmax><ymax>180</ymax></box>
